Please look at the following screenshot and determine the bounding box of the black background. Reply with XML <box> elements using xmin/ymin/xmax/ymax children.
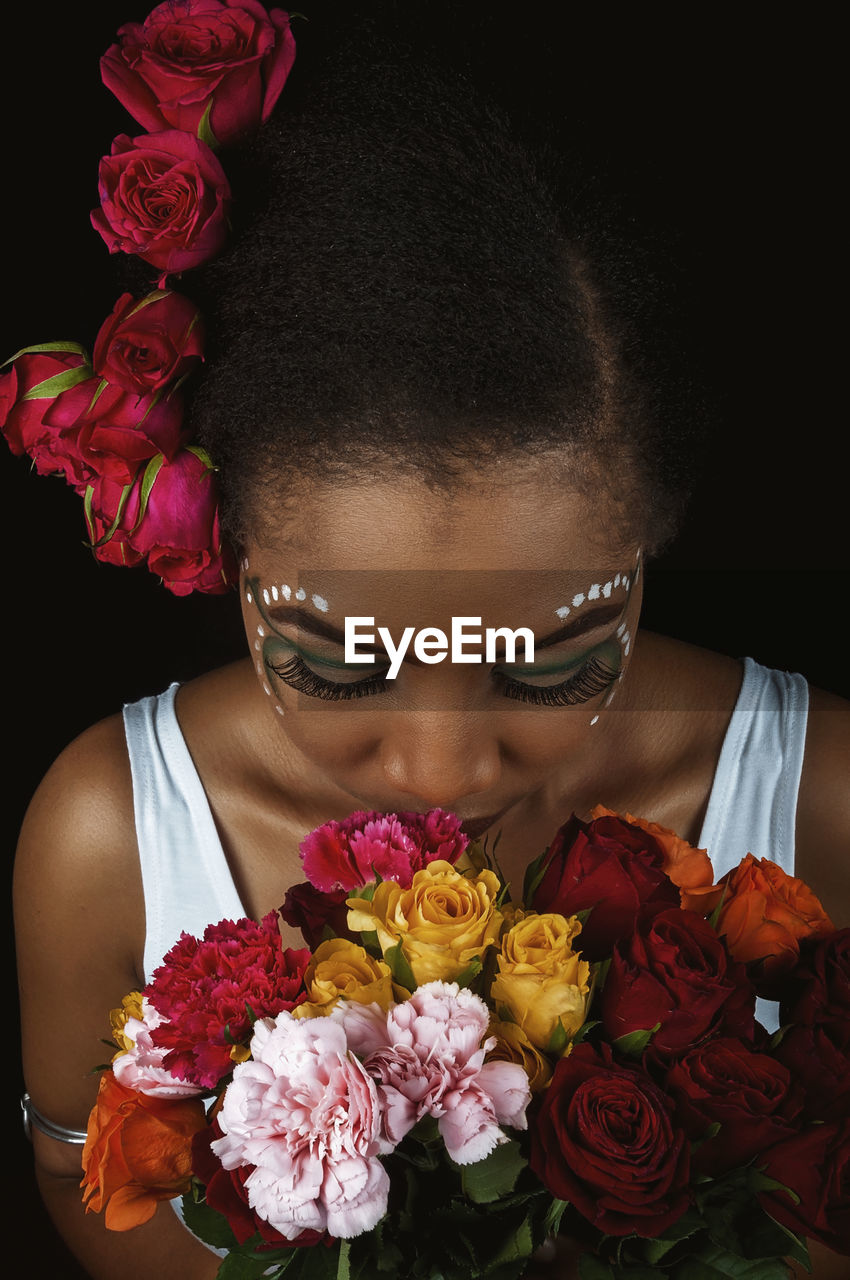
<box><xmin>2</xmin><ymin>3</ymin><xmax>844</xmax><ymax>1273</ymax></box>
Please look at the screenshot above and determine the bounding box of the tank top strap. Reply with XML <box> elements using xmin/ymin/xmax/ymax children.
<box><xmin>122</xmin><ymin>683</ymin><xmax>246</xmax><ymax>984</ymax></box>
<box><xmin>697</xmin><ymin>656</ymin><xmax>809</xmax><ymax>880</ymax></box>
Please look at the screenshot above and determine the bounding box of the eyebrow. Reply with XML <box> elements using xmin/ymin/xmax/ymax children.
<box><xmin>265</xmin><ymin>600</ymin><xmax>625</xmax><ymax>663</ymax></box>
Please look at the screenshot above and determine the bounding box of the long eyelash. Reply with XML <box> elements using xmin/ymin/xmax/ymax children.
<box><xmin>265</xmin><ymin>653</ymin><xmax>390</xmax><ymax>701</ymax></box>
<box><xmin>498</xmin><ymin>656</ymin><xmax>620</xmax><ymax>706</ymax></box>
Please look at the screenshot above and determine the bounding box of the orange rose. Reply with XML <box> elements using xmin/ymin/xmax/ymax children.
<box><xmin>591</xmin><ymin>805</ymin><xmax>721</xmax><ymax>914</ymax></box>
<box><xmin>715</xmin><ymin>853</ymin><xmax>835</xmax><ymax>987</ymax></box>
<box><xmin>81</xmin><ymin>1071</ymin><xmax>207</xmax><ymax>1230</ymax></box>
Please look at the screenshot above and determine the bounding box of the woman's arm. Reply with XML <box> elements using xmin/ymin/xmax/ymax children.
<box><xmin>14</xmin><ymin>716</ymin><xmax>220</xmax><ymax>1280</ymax></box>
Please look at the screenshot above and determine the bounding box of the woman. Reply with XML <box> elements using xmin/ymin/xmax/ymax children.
<box><xmin>6</xmin><ymin>5</ymin><xmax>848</xmax><ymax>1278</ymax></box>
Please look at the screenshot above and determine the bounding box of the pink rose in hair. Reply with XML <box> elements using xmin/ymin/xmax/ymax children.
<box><xmin>101</xmin><ymin>1</ymin><xmax>296</xmax><ymax>148</ymax></box>
<box><xmin>93</xmin><ymin>290</ymin><xmax>205</xmax><ymax>395</ymax></box>
<box><xmin>0</xmin><ymin>348</ymin><xmax>95</xmax><ymax>488</ymax></box>
<box><xmin>91</xmin><ymin>130</ymin><xmax>231</xmax><ymax>276</ymax></box>
<box><xmin>300</xmin><ymin>808</ymin><xmax>468</xmax><ymax>893</ymax></box>
<box><xmin>338</xmin><ymin>981</ymin><xmax>531</xmax><ymax>1165</ymax></box>
<box><xmin>127</xmin><ymin>445</ymin><xmax>237</xmax><ymax>595</ymax></box>
<box><xmin>211</xmin><ymin>1012</ymin><xmax>390</xmax><ymax>1240</ymax></box>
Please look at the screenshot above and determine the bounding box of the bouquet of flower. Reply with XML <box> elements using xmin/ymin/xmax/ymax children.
<box><xmin>80</xmin><ymin>806</ymin><xmax>850</xmax><ymax>1278</ymax></box>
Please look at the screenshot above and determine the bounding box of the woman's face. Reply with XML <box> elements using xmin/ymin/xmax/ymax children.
<box><xmin>239</xmin><ymin>467</ymin><xmax>643</xmax><ymax>835</ymax></box>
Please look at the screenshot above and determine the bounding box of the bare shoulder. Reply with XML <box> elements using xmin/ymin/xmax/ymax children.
<box><xmin>795</xmin><ymin>682</ymin><xmax>850</xmax><ymax>925</ymax></box>
<box><xmin>14</xmin><ymin>712</ymin><xmax>146</xmax><ymax>1158</ymax></box>
<box><xmin>14</xmin><ymin>710</ymin><xmax>143</xmax><ymax>963</ymax></box>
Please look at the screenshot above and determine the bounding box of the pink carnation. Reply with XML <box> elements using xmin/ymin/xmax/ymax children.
<box><xmin>300</xmin><ymin>808</ymin><xmax>468</xmax><ymax>893</ymax></box>
<box><xmin>338</xmin><ymin>981</ymin><xmax>531</xmax><ymax>1165</ymax></box>
<box><xmin>145</xmin><ymin>912</ymin><xmax>310</xmax><ymax>1088</ymax></box>
<box><xmin>211</xmin><ymin>1012</ymin><xmax>389</xmax><ymax>1240</ymax></box>
<box><xmin>112</xmin><ymin>997</ymin><xmax>205</xmax><ymax>1098</ymax></box>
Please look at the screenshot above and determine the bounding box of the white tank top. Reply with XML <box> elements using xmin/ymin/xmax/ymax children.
<box><xmin>124</xmin><ymin>654</ymin><xmax>809</xmax><ymax>991</ymax></box>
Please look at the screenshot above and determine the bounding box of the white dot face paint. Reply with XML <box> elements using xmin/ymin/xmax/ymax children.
<box><xmin>271</xmin><ymin>585</ymin><xmax>279</xmax><ymax>601</ymax></box>
<box><xmin>312</xmin><ymin>594</ymin><xmax>329</xmax><ymax>612</ymax></box>
<box><xmin>295</xmin><ymin>587</ymin><xmax>306</xmax><ymax>601</ymax></box>
<box><xmin>282</xmin><ymin>584</ymin><xmax>291</xmax><ymax>600</ymax></box>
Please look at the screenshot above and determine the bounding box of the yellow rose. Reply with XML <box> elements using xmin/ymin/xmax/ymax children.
<box><xmin>486</xmin><ymin>1020</ymin><xmax>553</xmax><ymax>1093</ymax></box>
<box><xmin>347</xmin><ymin>860</ymin><xmax>504</xmax><ymax>986</ymax></box>
<box><xmin>109</xmin><ymin>991</ymin><xmax>144</xmax><ymax>1058</ymax></box>
<box><xmin>293</xmin><ymin>938</ymin><xmax>398</xmax><ymax>1019</ymax></box>
<box><xmin>490</xmin><ymin>912</ymin><xmax>590</xmax><ymax>1051</ymax></box>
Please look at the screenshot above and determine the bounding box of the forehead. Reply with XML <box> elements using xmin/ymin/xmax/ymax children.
<box><xmin>249</xmin><ymin>468</ymin><xmax>635</xmax><ymax>574</ymax></box>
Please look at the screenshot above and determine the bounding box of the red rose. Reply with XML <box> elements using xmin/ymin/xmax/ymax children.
<box><xmin>530</xmin><ymin>815</ymin><xmax>680</xmax><ymax>961</ymax></box>
<box><xmin>91</xmin><ymin>131</ymin><xmax>231</xmax><ymax>275</ymax></box>
<box><xmin>773</xmin><ymin>1024</ymin><xmax>850</xmax><ymax>1123</ymax></box>
<box><xmin>780</xmin><ymin>928</ymin><xmax>850</xmax><ymax>1049</ymax></box>
<box><xmin>86</xmin><ymin>473</ymin><xmax>146</xmax><ymax>568</ymax></box>
<box><xmin>665</xmin><ymin>1036</ymin><xmax>803</xmax><ymax>1175</ymax></box>
<box><xmin>0</xmin><ymin>348</ymin><xmax>95</xmax><ymax>487</ymax></box>
<box><xmin>529</xmin><ymin>1042</ymin><xmax>690</xmax><ymax>1238</ymax></box>
<box><xmin>279</xmin><ymin>882</ymin><xmax>356</xmax><ymax>951</ymax></box>
<box><xmin>44</xmin><ymin>375</ymin><xmax>188</xmax><ymax>487</ymax></box>
<box><xmin>757</xmin><ymin>1119</ymin><xmax>850</xmax><ymax>1255</ymax></box>
<box><xmin>127</xmin><ymin>446</ymin><xmax>237</xmax><ymax>595</ymax></box>
<box><xmin>101</xmin><ymin>1</ymin><xmax>296</xmax><ymax>148</ymax></box>
<box><xmin>93</xmin><ymin>290</ymin><xmax>205</xmax><ymax>395</ymax></box>
<box><xmin>600</xmin><ymin>906</ymin><xmax>756</xmax><ymax>1059</ymax></box>
<box><xmin>191</xmin><ymin>1121</ymin><xmax>323</xmax><ymax>1250</ymax></box>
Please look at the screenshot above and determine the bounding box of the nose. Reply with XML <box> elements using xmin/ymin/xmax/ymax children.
<box><xmin>379</xmin><ymin>712</ymin><xmax>501</xmax><ymax>811</ymax></box>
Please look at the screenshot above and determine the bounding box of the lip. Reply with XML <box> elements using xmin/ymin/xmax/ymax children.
<box><xmin>459</xmin><ymin>805</ymin><xmax>513</xmax><ymax>840</ymax></box>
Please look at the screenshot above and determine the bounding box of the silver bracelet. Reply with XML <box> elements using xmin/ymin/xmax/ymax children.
<box><xmin>21</xmin><ymin>1092</ymin><xmax>88</xmax><ymax>1145</ymax></box>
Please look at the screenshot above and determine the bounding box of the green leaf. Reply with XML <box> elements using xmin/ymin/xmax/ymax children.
<box><xmin>197</xmin><ymin>98</ymin><xmax>220</xmax><ymax>150</ymax></box>
<box><xmin>546</xmin><ymin>1019</ymin><xmax>570</xmax><ymax>1055</ymax></box>
<box><xmin>578</xmin><ymin>1257</ymin><xmax>616</xmax><ymax>1280</ymax></box>
<box><xmin>543</xmin><ymin>1197</ymin><xmax>568</xmax><ymax>1237</ymax></box>
<box><xmin>521</xmin><ymin>846</ymin><xmax>551</xmax><ymax>905</ymax></box>
<box><xmin>180</xmin><ymin>1192</ymin><xmax>239</xmax><ymax>1250</ymax></box>
<box><xmin>611</xmin><ymin>1023</ymin><xmax>660</xmax><ymax>1058</ymax></box>
<box><xmin>383</xmin><ymin>942</ymin><xmax>418</xmax><ymax>991</ymax></box>
<box><xmin>460</xmin><ymin>1138</ymin><xmax>526</xmax><ymax>1204</ymax></box>
<box><xmin>708</xmin><ymin>882</ymin><xmax>729</xmax><ymax>930</ymax></box>
<box><xmin>670</xmin><ymin>1246</ymin><xmax>792</xmax><ymax>1279</ymax></box>
<box><xmin>186</xmin><ymin>442</ymin><xmax>218</xmax><ymax>474</ymax></box>
<box><xmin>570</xmin><ymin>1020</ymin><xmax>600</xmax><ymax>1046</ymax></box>
<box><xmin>21</xmin><ymin>363</ymin><xmax>93</xmax><ymax>399</ymax></box>
<box><xmin>485</xmin><ymin>1215</ymin><xmax>536</xmax><ymax>1272</ymax></box>
<box><xmin>1</xmin><ymin>340</ymin><xmax>89</xmax><ymax>367</ymax></box>
<box><xmin>130</xmin><ymin>452</ymin><xmax>165</xmax><ymax>531</ymax></box>
<box><xmin>454</xmin><ymin>955</ymin><xmax>483</xmax><ymax>988</ymax></box>
<box><xmin>336</xmin><ymin>1240</ymin><xmax>351</xmax><ymax>1280</ymax></box>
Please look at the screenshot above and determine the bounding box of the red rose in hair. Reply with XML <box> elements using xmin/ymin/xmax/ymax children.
<box><xmin>0</xmin><ymin>348</ymin><xmax>95</xmax><ymax>487</ymax></box>
<box><xmin>93</xmin><ymin>290</ymin><xmax>205</xmax><ymax>395</ymax></box>
<box><xmin>600</xmin><ymin>906</ymin><xmax>756</xmax><ymax>1058</ymax></box>
<box><xmin>665</xmin><ymin>1036</ymin><xmax>803</xmax><ymax>1175</ymax></box>
<box><xmin>191</xmin><ymin>1121</ymin><xmax>325</xmax><ymax>1250</ymax></box>
<box><xmin>128</xmin><ymin>446</ymin><xmax>237</xmax><ymax>595</ymax></box>
<box><xmin>86</xmin><ymin>473</ymin><xmax>146</xmax><ymax>569</ymax></box>
<box><xmin>757</xmin><ymin>1119</ymin><xmax>850</xmax><ymax>1255</ymax></box>
<box><xmin>531</xmin><ymin>814</ymin><xmax>679</xmax><ymax>960</ymax></box>
<box><xmin>529</xmin><ymin>1042</ymin><xmax>690</xmax><ymax>1238</ymax></box>
<box><xmin>145</xmin><ymin>911</ymin><xmax>310</xmax><ymax>1089</ymax></box>
<box><xmin>44</xmin><ymin>376</ymin><xmax>188</xmax><ymax>487</ymax></box>
<box><xmin>101</xmin><ymin>1</ymin><xmax>296</xmax><ymax>148</ymax></box>
<box><xmin>91</xmin><ymin>130</ymin><xmax>231</xmax><ymax>275</ymax></box>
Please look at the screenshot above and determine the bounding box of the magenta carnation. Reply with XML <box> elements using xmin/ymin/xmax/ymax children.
<box><xmin>145</xmin><ymin>911</ymin><xmax>310</xmax><ymax>1088</ymax></box>
<box><xmin>299</xmin><ymin>808</ymin><xmax>468</xmax><ymax>893</ymax></box>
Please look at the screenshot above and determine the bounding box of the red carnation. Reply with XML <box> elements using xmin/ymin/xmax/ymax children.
<box><xmin>145</xmin><ymin>912</ymin><xmax>309</xmax><ymax>1088</ymax></box>
<box><xmin>279</xmin><ymin>882</ymin><xmax>355</xmax><ymax>951</ymax></box>
<box><xmin>299</xmin><ymin>808</ymin><xmax>468</xmax><ymax>894</ymax></box>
